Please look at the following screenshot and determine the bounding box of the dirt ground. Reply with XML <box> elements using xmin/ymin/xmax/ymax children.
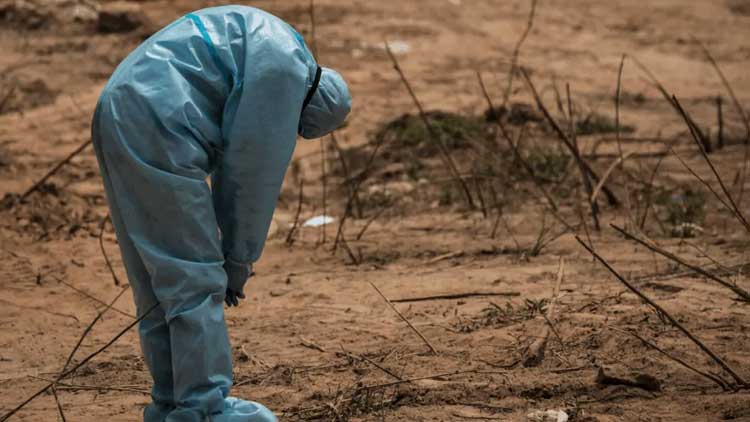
<box><xmin>2</xmin><ymin>0</ymin><xmax>750</xmax><ymax>421</ymax></box>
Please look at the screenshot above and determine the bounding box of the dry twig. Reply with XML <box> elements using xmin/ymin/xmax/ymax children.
<box><xmin>520</xmin><ymin>69</ymin><xmax>619</xmax><ymax>207</ymax></box>
<box><xmin>523</xmin><ymin>257</ymin><xmax>564</xmax><ymax>367</ymax></box>
<box><xmin>61</xmin><ymin>285</ymin><xmax>131</xmax><ymax>372</ymax></box>
<box><xmin>51</xmin><ymin>386</ymin><xmax>67</xmax><ymax>422</ymax></box>
<box><xmin>330</xmin><ymin>132</ymin><xmax>363</xmax><ymax>217</ymax></box>
<box><xmin>391</xmin><ymin>291</ymin><xmax>520</xmax><ymax>303</ymax></box>
<box><xmin>285</xmin><ymin>180</ymin><xmax>304</xmax><ymax>246</ymax></box>
<box><xmin>693</xmin><ymin>40</ymin><xmax>749</xmax><ymax>141</ymax></box>
<box><xmin>631</xmin><ymin>58</ymin><xmax>710</xmax><ymax>150</ymax></box>
<box><xmin>614</xmin><ymin>55</ymin><xmax>636</xmax><ymax>227</ymax></box>
<box><xmin>567</xmin><ymin>83</ymin><xmax>601</xmax><ymax>230</ymax></box>
<box><xmin>672</xmin><ymin>96</ymin><xmax>750</xmax><ymax>232</ymax></box>
<box><xmin>99</xmin><ymin>215</ymin><xmax>122</xmax><ymax>286</ymax></box>
<box><xmin>385</xmin><ymin>41</ymin><xmax>475</xmax><ymax>209</ymax></box>
<box><xmin>610</xmin><ymin>224</ymin><xmax>750</xmax><ymax>302</ymax></box>
<box><xmin>0</xmin><ymin>86</ymin><xmax>16</xmax><ymax>114</ymax></box>
<box><xmin>355</xmin><ymin>200</ymin><xmax>393</xmax><ymax>241</ymax></box>
<box><xmin>610</xmin><ymin>327</ymin><xmax>729</xmax><ymax>390</ymax></box>
<box><xmin>53</xmin><ymin>275</ymin><xmax>134</xmax><ymax>319</ymax></box>
<box><xmin>21</xmin><ymin>139</ymin><xmax>92</xmax><ymax>200</ymax></box>
<box><xmin>575</xmin><ymin>236</ymin><xmax>747</xmax><ymax>388</ymax></box>
<box><xmin>0</xmin><ymin>302</ymin><xmax>160</xmax><ymax>422</ymax></box>
<box><xmin>332</xmin><ymin>125</ymin><xmax>388</xmax><ymax>253</ymax></box>
<box><xmin>368</xmin><ymin>281</ymin><xmax>438</xmax><ymax>354</ymax></box>
<box><xmin>502</xmin><ymin>0</ymin><xmax>538</xmax><ymax>105</ymax></box>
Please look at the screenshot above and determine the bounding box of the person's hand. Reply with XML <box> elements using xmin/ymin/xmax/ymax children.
<box><xmin>224</xmin><ymin>258</ymin><xmax>253</xmax><ymax>308</ymax></box>
<box><xmin>225</xmin><ymin>288</ymin><xmax>245</xmax><ymax>307</ymax></box>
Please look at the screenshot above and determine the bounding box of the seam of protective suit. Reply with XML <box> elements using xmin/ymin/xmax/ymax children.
<box><xmin>186</xmin><ymin>13</ymin><xmax>236</xmax><ymax>86</ymax></box>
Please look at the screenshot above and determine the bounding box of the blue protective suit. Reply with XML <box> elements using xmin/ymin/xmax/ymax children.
<box><xmin>91</xmin><ymin>6</ymin><xmax>350</xmax><ymax>422</ymax></box>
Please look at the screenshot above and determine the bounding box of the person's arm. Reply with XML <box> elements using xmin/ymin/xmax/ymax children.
<box><xmin>212</xmin><ymin>38</ymin><xmax>311</xmax><ymax>304</ymax></box>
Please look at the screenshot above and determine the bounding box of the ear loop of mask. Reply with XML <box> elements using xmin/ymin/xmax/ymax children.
<box><xmin>301</xmin><ymin>66</ymin><xmax>323</xmax><ymax>114</ymax></box>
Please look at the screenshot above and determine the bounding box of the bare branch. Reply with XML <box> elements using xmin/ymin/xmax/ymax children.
<box><xmin>610</xmin><ymin>224</ymin><xmax>750</xmax><ymax>302</ymax></box>
<box><xmin>575</xmin><ymin>236</ymin><xmax>747</xmax><ymax>388</ymax></box>
<box><xmin>368</xmin><ymin>281</ymin><xmax>438</xmax><ymax>354</ymax></box>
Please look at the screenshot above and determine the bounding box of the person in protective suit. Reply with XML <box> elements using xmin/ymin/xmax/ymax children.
<box><xmin>91</xmin><ymin>5</ymin><xmax>351</xmax><ymax>422</ymax></box>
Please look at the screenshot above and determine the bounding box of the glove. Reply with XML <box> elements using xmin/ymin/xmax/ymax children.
<box><xmin>224</xmin><ymin>257</ymin><xmax>253</xmax><ymax>307</ymax></box>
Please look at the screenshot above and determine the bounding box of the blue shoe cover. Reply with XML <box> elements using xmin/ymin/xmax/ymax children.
<box><xmin>209</xmin><ymin>398</ymin><xmax>277</xmax><ymax>422</ymax></box>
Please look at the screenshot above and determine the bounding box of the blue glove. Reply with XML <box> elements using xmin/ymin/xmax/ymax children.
<box><xmin>224</xmin><ymin>258</ymin><xmax>253</xmax><ymax>307</ymax></box>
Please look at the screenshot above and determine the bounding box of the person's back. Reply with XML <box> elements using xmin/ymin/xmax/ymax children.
<box><xmin>100</xmin><ymin>6</ymin><xmax>320</xmax><ymax>175</ymax></box>
<box><xmin>92</xmin><ymin>5</ymin><xmax>351</xmax><ymax>422</ymax></box>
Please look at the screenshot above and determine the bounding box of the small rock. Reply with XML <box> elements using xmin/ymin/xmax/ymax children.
<box><xmin>97</xmin><ymin>1</ymin><xmax>146</xmax><ymax>33</ymax></box>
<box><xmin>596</xmin><ymin>365</ymin><xmax>661</xmax><ymax>392</ymax></box>
<box><xmin>527</xmin><ymin>410</ymin><xmax>569</xmax><ymax>422</ymax></box>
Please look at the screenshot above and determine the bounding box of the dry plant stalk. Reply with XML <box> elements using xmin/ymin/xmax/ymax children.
<box><xmin>695</xmin><ymin>41</ymin><xmax>750</xmax><ymax>203</ymax></box>
<box><xmin>319</xmin><ymin>138</ymin><xmax>327</xmax><ymax>244</ymax></box>
<box><xmin>693</xmin><ymin>39</ymin><xmax>750</xmax><ymax>141</ymax></box>
<box><xmin>384</xmin><ymin>40</ymin><xmax>476</xmax><ymax>210</ymax></box>
<box><xmin>21</xmin><ymin>139</ymin><xmax>93</xmax><ymax>200</ymax></box>
<box><xmin>590</xmin><ymin>152</ymin><xmax>634</xmax><ymax>205</ymax></box>
<box><xmin>307</xmin><ymin>0</ymin><xmax>328</xmax><ymax>245</ymax></box>
<box><xmin>355</xmin><ymin>199</ymin><xmax>393</xmax><ymax>241</ymax></box>
<box><xmin>575</xmin><ymin>236</ymin><xmax>747</xmax><ymax>388</ymax></box>
<box><xmin>520</xmin><ymin>69</ymin><xmax>620</xmax><ymax>208</ymax></box>
<box><xmin>630</xmin><ymin>58</ymin><xmax>711</xmax><ymax>151</ymax></box>
<box><xmin>0</xmin><ymin>86</ymin><xmax>16</xmax><ymax>114</ymax></box>
<box><xmin>391</xmin><ymin>291</ymin><xmax>520</xmax><ymax>303</ymax></box>
<box><xmin>308</xmin><ymin>0</ymin><xmax>318</xmax><ymax>57</ymax></box>
<box><xmin>338</xmin><ymin>350</ymin><xmax>402</xmax><ymax>381</ymax></box>
<box><xmin>0</xmin><ymin>302</ymin><xmax>160</xmax><ymax>422</ymax></box>
<box><xmin>368</xmin><ymin>281</ymin><xmax>438</xmax><ymax>354</ymax></box>
<box><xmin>610</xmin><ymin>327</ymin><xmax>730</xmax><ymax>390</ymax></box>
<box><xmin>332</xmin><ymin>117</ymin><xmax>389</xmax><ymax>254</ymax></box>
<box><xmin>567</xmin><ymin>83</ymin><xmax>600</xmax><ymax>230</ymax></box>
<box><xmin>717</xmin><ymin>96</ymin><xmax>724</xmax><ymax>150</ymax></box>
<box><xmin>502</xmin><ymin>0</ymin><xmax>538</xmax><ymax>105</ymax></box>
<box><xmin>638</xmin><ymin>154</ymin><xmax>666</xmax><ymax>230</ymax></box>
<box><xmin>53</xmin><ymin>275</ymin><xmax>135</xmax><ymax>319</ymax></box>
<box><xmin>99</xmin><ymin>215</ymin><xmax>122</xmax><ymax>286</ymax></box>
<box><xmin>477</xmin><ymin>72</ymin><xmax>575</xmax><ymax>231</ymax></box>
<box><xmin>51</xmin><ymin>386</ymin><xmax>67</xmax><ymax>422</ymax></box>
<box><xmin>329</xmin><ymin>132</ymin><xmax>363</xmax><ymax>217</ymax></box>
<box><xmin>671</xmin><ymin>96</ymin><xmax>750</xmax><ymax>232</ymax></box>
<box><xmin>285</xmin><ymin>180</ymin><xmax>304</xmax><ymax>246</ymax></box>
<box><xmin>614</xmin><ymin>55</ymin><xmax>636</xmax><ymax>227</ymax></box>
<box><xmin>61</xmin><ymin>285</ymin><xmax>131</xmax><ymax>372</ymax></box>
<box><xmin>523</xmin><ymin>257</ymin><xmax>564</xmax><ymax>367</ymax></box>
<box><xmin>611</xmin><ymin>224</ymin><xmax>750</xmax><ymax>302</ymax></box>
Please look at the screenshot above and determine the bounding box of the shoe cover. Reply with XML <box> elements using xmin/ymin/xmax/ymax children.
<box><xmin>210</xmin><ymin>398</ymin><xmax>277</xmax><ymax>422</ymax></box>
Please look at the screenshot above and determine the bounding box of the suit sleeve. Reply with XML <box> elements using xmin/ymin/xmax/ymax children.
<box><xmin>211</xmin><ymin>41</ymin><xmax>309</xmax><ymax>287</ymax></box>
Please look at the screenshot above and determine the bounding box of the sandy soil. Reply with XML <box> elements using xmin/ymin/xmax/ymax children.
<box><xmin>2</xmin><ymin>0</ymin><xmax>750</xmax><ymax>421</ymax></box>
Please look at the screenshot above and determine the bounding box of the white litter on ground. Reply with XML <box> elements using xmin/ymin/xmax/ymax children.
<box><xmin>383</xmin><ymin>40</ymin><xmax>411</xmax><ymax>55</ymax></box>
<box><xmin>303</xmin><ymin>215</ymin><xmax>335</xmax><ymax>227</ymax></box>
<box><xmin>527</xmin><ymin>410</ymin><xmax>569</xmax><ymax>422</ymax></box>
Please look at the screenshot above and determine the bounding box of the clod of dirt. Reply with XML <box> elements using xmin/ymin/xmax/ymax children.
<box><xmin>376</xmin><ymin>111</ymin><xmax>490</xmax><ymax>158</ymax></box>
<box><xmin>527</xmin><ymin>409</ymin><xmax>569</xmax><ymax>422</ymax></box>
<box><xmin>727</xmin><ymin>0</ymin><xmax>750</xmax><ymax>16</ymax></box>
<box><xmin>576</xmin><ymin>112</ymin><xmax>636</xmax><ymax>135</ymax></box>
<box><xmin>0</xmin><ymin>78</ymin><xmax>59</xmax><ymax>115</ymax></box>
<box><xmin>2</xmin><ymin>181</ymin><xmax>105</xmax><ymax>240</ymax></box>
<box><xmin>97</xmin><ymin>1</ymin><xmax>147</xmax><ymax>33</ymax></box>
<box><xmin>0</xmin><ymin>0</ymin><xmax>98</xmax><ymax>31</ymax></box>
<box><xmin>723</xmin><ymin>402</ymin><xmax>750</xmax><ymax>420</ymax></box>
<box><xmin>485</xmin><ymin>102</ymin><xmax>544</xmax><ymax>126</ymax></box>
<box><xmin>595</xmin><ymin>366</ymin><xmax>661</xmax><ymax>392</ymax></box>
<box><xmin>0</xmin><ymin>0</ymin><xmax>50</xmax><ymax>29</ymax></box>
